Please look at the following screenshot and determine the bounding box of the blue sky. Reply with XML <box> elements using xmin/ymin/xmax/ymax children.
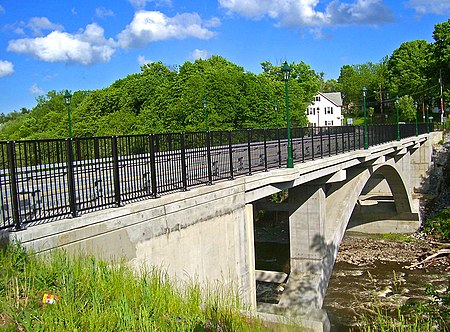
<box><xmin>0</xmin><ymin>0</ymin><xmax>449</xmax><ymax>114</ymax></box>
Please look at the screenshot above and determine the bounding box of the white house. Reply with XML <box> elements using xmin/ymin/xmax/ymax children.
<box><xmin>306</xmin><ymin>92</ymin><xmax>343</xmax><ymax>127</ymax></box>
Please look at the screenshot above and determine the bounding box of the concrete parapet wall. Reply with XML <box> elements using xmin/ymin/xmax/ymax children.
<box><xmin>10</xmin><ymin>178</ymin><xmax>256</xmax><ymax>307</ymax></box>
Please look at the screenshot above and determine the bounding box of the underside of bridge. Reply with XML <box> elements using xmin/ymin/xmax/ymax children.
<box><xmin>251</xmin><ymin>160</ymin><xmax>421</xmax><ymax>330</ymax></box>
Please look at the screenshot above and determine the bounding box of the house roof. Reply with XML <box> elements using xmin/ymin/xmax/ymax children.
<box><xmin>321</xmin><ymin>92</ymin><xmax>343</xmax><ymax>107</ymax></box>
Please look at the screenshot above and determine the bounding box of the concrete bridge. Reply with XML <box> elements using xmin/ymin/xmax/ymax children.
<box><xmin>7</xmin><ymin>131</ymin><xmax>441</xmax><ymax>331</ymax></box>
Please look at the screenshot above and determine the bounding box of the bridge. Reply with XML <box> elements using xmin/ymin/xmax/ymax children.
<box><xmin>1</xmin><ymin>124</ymin><xmax>440</xmax><ymax>331</ymax></box>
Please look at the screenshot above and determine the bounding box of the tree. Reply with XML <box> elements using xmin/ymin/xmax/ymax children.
<box><xmin>397</xmin><ymin>95</ymin><xmax>416</xmax><ymax>122</ymax></box>
<box><xmin>388</xmin><ymin>40</ymin><xmax>432</xmax><ymax>99</ymax></box>
<box><xmin>432</xmin><ymin>19</ymin><xmax>450</xmax><ymax>112</ymax></box>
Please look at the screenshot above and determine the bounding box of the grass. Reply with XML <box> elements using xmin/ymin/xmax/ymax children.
<box><xmin>378</xmin><ymin>233</ymin><xmax>415</xmax><ymax>242</ymax></box>
<box><xmin>0</xmin><ymin>243</ymin><xmax>286</xmax><ymax>332</ymax></box>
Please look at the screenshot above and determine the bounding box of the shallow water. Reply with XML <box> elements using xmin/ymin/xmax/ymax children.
<box><xmin>323</xmin><ymin>260</ymin><xmax>448</xmax><ymax>331</ymax></box>
<box><xmin>255</xmin><ymin>235</ymin><xmax>448</xmax><ymax>331</ymax></box>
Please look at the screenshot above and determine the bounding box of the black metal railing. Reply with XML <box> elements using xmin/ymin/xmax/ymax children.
<box><xmin>0</xmin><ymin>123</ymin><xmax>432</xmax><ymax>231</ymax></box>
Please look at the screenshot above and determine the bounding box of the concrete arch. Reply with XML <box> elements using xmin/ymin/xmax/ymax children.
<box><xmin>325</xmin><ymin>161</ymin><xmax>415</xmax><ymax>247</ymax></box>
<box><xmin>279</xmin><ymin>159</ymin><xmax>419</xmax><ymax>315</ymax></box>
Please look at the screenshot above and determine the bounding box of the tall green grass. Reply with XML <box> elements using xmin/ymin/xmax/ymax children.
<box><xmin>0</xmin><ymin>243</ymin><xmax>273</xmax><ymax>331</ymax></box>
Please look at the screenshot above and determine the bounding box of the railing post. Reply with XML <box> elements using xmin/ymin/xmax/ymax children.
<box><xmin>206</xmin><ymin>132</ymin><xmax>213</xmax><ymax>184</ymax></box>
<box><xmin>7</xmin><ymin>141</ymin><xmax>21</xmax><ymax>230</ymax></box>
<box><xmin>65</xmin><ymin>138</ymin><xmax>78</xmax><ymax>219</ymax></box>
<box><xmin>311</xmin><ymin>128</ymin><xmax>315</xmax><ymax>160</ymax></box>
<box><xmin>301</xmin><ymin>127</ymin><xmax>305</xmax><ymax>162</ymax></box>
<box><xmin>347</xmin><ymin>126</ymin><xmax>351</xmax><ymax>152</ymax></box>
<box><xmin>277</xmin><ymin>128</ymin><xmax>282</xmax><ymax>167</ymax></box>
<box><xmin>111</xmin><ymin>136</ymin><xmax>122</xmax><ymax>206</ymax></box>
<box><xmin>247</xmin><ymin>129</ymin><xmax>252</xmax><ymax>175</ymax></box>
<box><xmin>228</xmin><ymin>131</ymin><xmax>234</xmax><ymax>179</ymax></box>
<box><xmin>149</xmin><ymin>134</ymin><xmax>158</xmax><ymax>197</ymax></box>
<box><xmin>328</xmin><ymin>127</ymin><xmax>331</xmax><ymax>157</ymax></box>
<box><xmin>320</xmin><ymin>127</ymin><xmax>323</xmax><ymax>158</ymax></box>
<box><xmin>180</xmin><ymin>133</ymin><xmax>188</xmax><ymax>190</ymax></box>
<box><xmin>263</xmin><ymin>129</ymin><xmax>268</xmax><ymax>171</ymax></box>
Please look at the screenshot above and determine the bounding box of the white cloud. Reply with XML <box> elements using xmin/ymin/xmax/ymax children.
<box><xmin>29</xmin><ymin>83</ymin><xmax>44</xmax><ymax>95</ymax></box>
<box><xmin>129</xmin><ymin>0</ymin><xmax>172</xmax><ymax>9</ymax></box>
<box><xmin>219</xmin><ymin>0</ymin><xmax>393</xmax><ymax>27</ymax></box>
<box><xmin>117</xmin><ymin>11</ymin><xmax>216</xmax><ymax>48</ymax></box>
<box><xmin>0</xmin><ymin>60</ymin><xmax>14</xmax><ymax>77</ymax></box>
<box><xmin>96</xmin><ymin>7</ymin><xmax>115</xmax><ymax>18</ymax></box>
<box><xmin>28</xmin><ymin>17</ymin><xmax>64</xmax><ymax>36</ymax></box>
<box><xmin>191</xmin><ymin>49</ymin><xmax>212</xmax><ymax>60</ymax></box>
<box><xmin>0</xmin><ymin>5</ymin><xmax>5</xmax><ymax>14</ymax></box>
<box><xmin>406</xmin><ymin>0</ymin><xmax>450</xmax><ymax>15</ymax></box>
<box><xmin>8</xmin><ymin>23</ymin><xmax>116</xmax><ymax>65</ymax></box>
<box><xmin>137</xmin><ymin>55</ymin><xmax>152</xmax><ymax>65</ymax></box>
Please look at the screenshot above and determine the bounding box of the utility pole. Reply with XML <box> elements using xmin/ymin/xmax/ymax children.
<box><xmin>379</xmin><ymin>82</ymin><xmax>383</xmax><ymax>115</ymax></box>
<box><xmin>440</xmin><ymin>70</ymin><xmax>445</xmax><ymax>125</ymax></box>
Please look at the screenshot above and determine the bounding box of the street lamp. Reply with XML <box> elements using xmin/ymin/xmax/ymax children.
<box><xmin>396</xmin><ymin>96</ymin><xmax>400</xmax><ymax>141</ymax></box>
<box><xmin>64</xmin><ymin>90</ymin><xmax>73</xmax><ymax>138</ymax></box>
<box><xmin>203</xmin><ymin>99</ymin><xmax>208</xmax><ymax>131</ymax></box>
<box><xmin>363</xmin><ymin>87</ymin><xmax>368</xmax><ymax>149</ymax></box>
<box><xmin>426</xmin><ymin>105</ymin><xmax>430</xmax><ymax>133</ymax></box>
<box><xmin>281</xmin><ymin>61</ymin><xmax>293</xmax><ymax>168</ymax></box>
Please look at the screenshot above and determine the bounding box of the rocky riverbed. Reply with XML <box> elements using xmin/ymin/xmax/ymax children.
<box><xmin>324</xmin><ymin>232</ymin><xmax>449</xmax><ymax>331</ymax></box>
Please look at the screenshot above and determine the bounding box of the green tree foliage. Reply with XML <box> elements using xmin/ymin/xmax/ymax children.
<box><xmin>388</xmin><ymin>40</ymin><xmax>432</xmax><ymax>98</ymax></box>
<box><xmin>397</xmin><ymin>95</ymin><xmax>417</xmax><ymax>122</ymax></box>
<box><xmin>0</xmin><ymin>57</ymin><xmax>320</xmax><ymax>140</ymax></box>
<box><xmin>337</xmin><ymin>60</ymin><xmax>390</xmax><ymax>116</ymax></box>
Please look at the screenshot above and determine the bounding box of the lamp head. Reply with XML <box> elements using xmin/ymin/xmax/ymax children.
<box><xmin>64</xmin><ymin>90</ymin><xmax>72</xmax><ymax>105</ymax></box>
<box><xmin>281</xmin><ymin>61</ymin><xmax>291</xmax><ymax>81</ymax></box>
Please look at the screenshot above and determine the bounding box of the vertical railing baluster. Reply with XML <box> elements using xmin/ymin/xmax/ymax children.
<box><xmin>111</xmin><ymin>136</ymin><xmax>122</xmax><ymax>206</ymax></box>
<box><xmin>263</xmin><ymin>129</ymin><xmax>268</xmax><ymax>171</ymax></box>
<box><xmin>65</xmin><ymin>138</ymin><xmax>78</xmax><ymax>219</ymax></box>
<box><xmin>320</xmin><ymin>127</ymin><xmax>323</xmax><ymax>158</ymax></box>
<box><xmin>328</xmin><ymin>127</ymin><xmax>331</xmax><ymax>157</ymax></box>
<box><xmin>311</xmin><ymin>127</ymin><xmax>315</xmax><ymax>160</ymax></box>
<box><xmin>8</xmin><ymin>141</ymin><xmax>21</xmax><ymax>230</ymax></box>
<box><xmin>149</xmin><ymin>134</ymin><xmax>158</xmax><ymax>197</ymax></box>
<box><xmin>277</xmin><ymin>128</ymin><xmax>282</xmax><ymax>167</ymax></box>
<box><xmin>247</xmin><ymin>130</ymin><xmax>252</xmax><ymax>175</ymax></box>
<box><xmin>180</xmin><ymin>133</ymin><xmax>188</xmax><ymax>190</ymax></box>
<box><xmin>206</xmin><ymin>132</ymin><xmax>213</xmax><ymax>184</ymax></box>
<box><xmin>335</xmin><ymin>127</ymin><xmax>338</xmax><ymax>155</ymax></box>
<box><xmin>347</xmin><ymin>126</ymin><xmax>351</xmax><ymax>152</ymax></box>
<box><xmin>301</xmin><ymin>127</ymin><xmax>305</xmax><ymax>162</ymax></box>
<box><xmin>228</xmin><ymin>131</ymin><xmax>234</xmax><ymax>179</ymax></box>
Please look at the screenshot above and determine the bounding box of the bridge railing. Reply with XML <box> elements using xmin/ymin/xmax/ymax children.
<box><xmin>0</xmin><ymin>123</ymin><xmax>433</xmax><ymax>231</ymax></box>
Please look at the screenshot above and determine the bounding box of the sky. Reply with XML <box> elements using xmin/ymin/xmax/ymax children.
<box><xmin>0</xmin><ymin>0</ymin><xmax>449</xmax><ymax>114</ymax></box>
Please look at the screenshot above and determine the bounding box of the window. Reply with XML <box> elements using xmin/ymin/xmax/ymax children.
<box><xmin>326</xmin><ymin>107</ymin><xmax>334</xmax><ymax>114</ymax></box>
<box><xmin>315</xmin><ymin>96</ymin><xmax>321</xmax><ymax>102</ymax></box>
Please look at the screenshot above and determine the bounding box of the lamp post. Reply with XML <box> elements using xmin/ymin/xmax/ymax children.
<box><xmin>426</xmin><ymin>105</ymin><xmax>430</xmax><ymax>133</ymax></box>
<box><xmin>281</xmin><ymin>61</ymin><xmax>293</xmax><ymax>168</ymax></box>
<box><xmin>396</xmin><ymin>96</ymin><xmax>400</xmax><ymax>141</ymax></box>
<box><xmin>203</xmin><ymin>99</ymin><xmax>208</xmax><ymax>131</ymax></box>
<box><xmin>64</xmin><ymin>90</ymin><xmax>73</xmax><ymax>138</ymax></box>
<box><xmin>363</xmin><ymin>87</ymin><xmax>368</xmax><ymax>149</ymax></box>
